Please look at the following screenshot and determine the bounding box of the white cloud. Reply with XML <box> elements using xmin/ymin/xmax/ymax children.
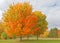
<box><xmin>0</xmin><ymin>0</ymin><xmax>5</xmax><ymax>5</ymax></box>
<box><xmin>47</xmin><ymin>7</ymin><xmax>60</xmax><ymax>29</ymax></box>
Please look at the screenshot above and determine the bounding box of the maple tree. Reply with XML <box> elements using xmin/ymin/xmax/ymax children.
<box><xmin>2</xmin><ymin>2</ymin><xmax>48</xmax><ymax>40</ymax></box>
<box><xmin>33</xmin><ymin>11</ymin><xmax>48</xmax><ymax>40</ymax></box>
<box><xmin>2</xmin><ymin>2</ymin><xmax>39</xmax><ymax>40</ymax></box>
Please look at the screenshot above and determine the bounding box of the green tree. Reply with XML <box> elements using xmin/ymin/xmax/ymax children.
<box><xmin>33</xmin><ymin>11</ymin><xmax>48</xmax><ymax>40</ymax></box>
<box><xmin>48</xmin><ymin>27</ymin><xmax>58</xmax><ymax>38</ymax></box>
<box><xmin>1</xmin><ymin>32</ymin><xmax>8</xmax><ymax>39</ymax></box>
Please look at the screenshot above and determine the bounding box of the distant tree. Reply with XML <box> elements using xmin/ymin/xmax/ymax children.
<box><xmin>1</xmin><ymin>32</ymin><xmax>8</xmax><ymax>39</ymax></box>
<box><xmin>48</xmin><ymin>27</ymin><xmax>58</xmax><ymax>38</ymax></box>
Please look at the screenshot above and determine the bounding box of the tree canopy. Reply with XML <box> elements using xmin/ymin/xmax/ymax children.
<box><xmin>2</xmin><ymin>2</ymin><xmax>48</xmax><ymax>39</ymax></box>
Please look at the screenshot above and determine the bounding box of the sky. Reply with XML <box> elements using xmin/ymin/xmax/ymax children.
<box><xmin>0</xmin><ymin>0</ymin><xmax>60</xmax><ymax>30</ymax></box>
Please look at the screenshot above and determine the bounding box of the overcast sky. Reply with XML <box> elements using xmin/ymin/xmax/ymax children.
<box><xmin>0</xmin><ymin>0</ymin><xmax>60</xmax><ymax>30</ymax></box>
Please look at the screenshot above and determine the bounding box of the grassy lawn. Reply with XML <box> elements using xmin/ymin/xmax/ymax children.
<box><xmin>0</xmin><ymin>39</ymin><xmax>60</xmax><ymax>43</ymax></box>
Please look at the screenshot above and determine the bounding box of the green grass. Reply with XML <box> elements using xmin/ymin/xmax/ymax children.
<box><xmin>21</xmin><ymin>40</ymin><xmax>60</xmax><ymax>43</ymax></box>
<box><xmin>0</xmin><ymin>39</ymin><xmax>60</xmax><ymax>43</ymax></box>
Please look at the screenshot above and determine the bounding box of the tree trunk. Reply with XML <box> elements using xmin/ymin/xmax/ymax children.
<box><xmin>20</xmin><ymin>36</ymin><xmax>22</xmax><ymax>41</ymax></box>
<box><xmin>27</xmin><ymin>35</ymin><xmax>29</xmax><ymax>40</ymax></box>
<box><xmin>37</xmin><ymin>33</ymin><xmax>39</xmax><ymax>40</ymax></box>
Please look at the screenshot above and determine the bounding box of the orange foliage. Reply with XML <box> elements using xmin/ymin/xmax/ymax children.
<box><xmin>3</xmin><ymin>2</ymin><xmax>39</xmax><ymax>37</ymax></box>
<box><xmin>31</xmin><ymin>28</ymin><xmax>40</xmax><ymax>34</ymax></box>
